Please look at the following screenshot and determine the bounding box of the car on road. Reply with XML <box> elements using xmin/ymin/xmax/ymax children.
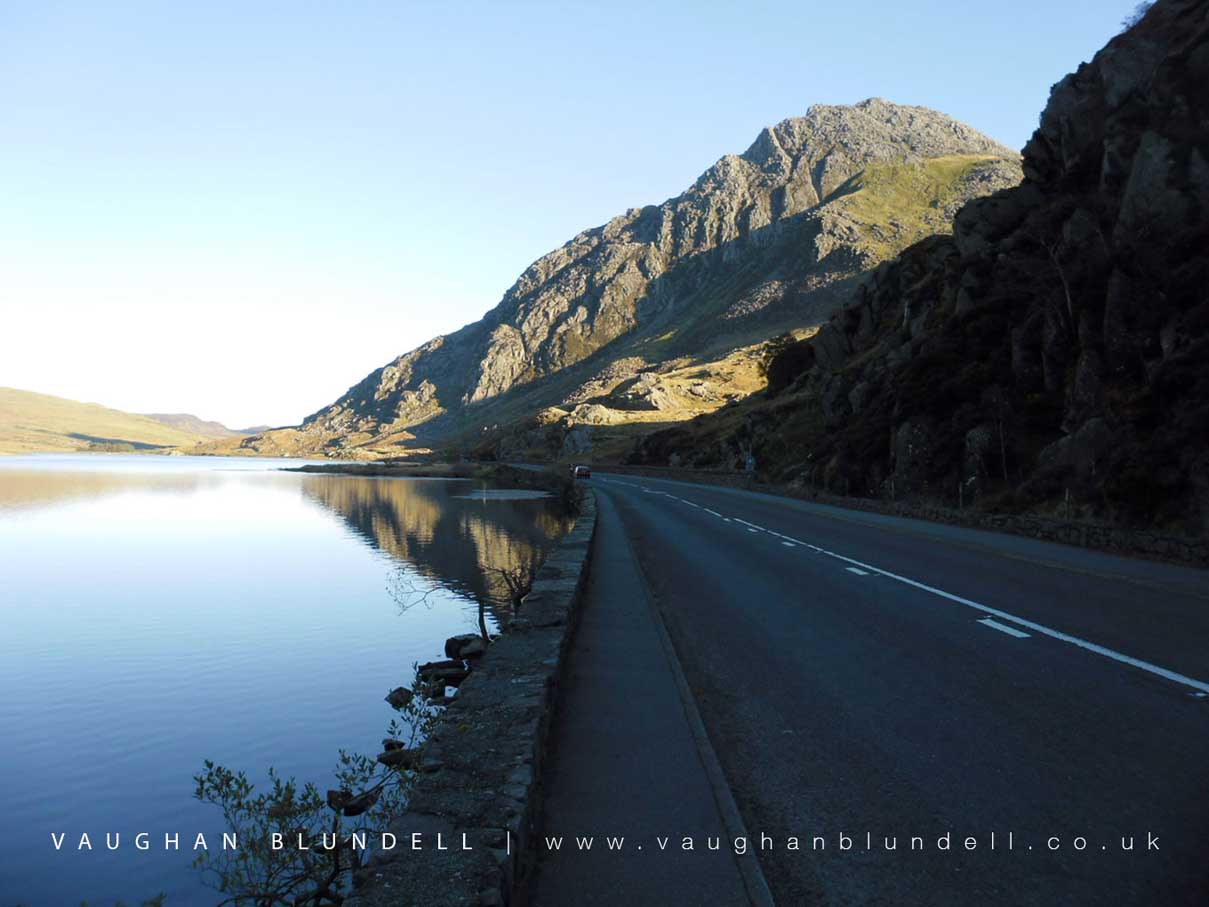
<box><xmin>570</xmin><ymin>465</ymin><xmax>592</xmax><ymax>479</ymax></box>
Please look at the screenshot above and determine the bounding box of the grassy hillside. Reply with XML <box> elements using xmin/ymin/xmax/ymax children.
<box><xmin>827</xmin><ymin>154</ymin><xmax>1005</xmax><ymax>259</ymax></box>
<box><xmin>0</xmin><ymin>387</ymin><xmax>209</xmax><ymax>454</ymax></box>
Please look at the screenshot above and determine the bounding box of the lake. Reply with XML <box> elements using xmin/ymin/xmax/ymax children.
<box><xmin>0</xmin><ymin>454</ymin><xmax>573</xmax><ymax>905</ymax></box>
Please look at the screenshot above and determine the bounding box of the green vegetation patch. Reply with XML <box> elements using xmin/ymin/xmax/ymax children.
<box><xmin>830</xmin><ymin>154</ymin><xmax>1003</xmax><ymax>257</ymax></box>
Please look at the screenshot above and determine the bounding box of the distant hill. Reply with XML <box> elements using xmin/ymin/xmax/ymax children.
<box><xmin>0</xmin><ymin>388</ymin><xmax>209</xmax><ymax>454</ymax></box>
<box><xmin>141</xmin><ymin>412</ymin><xmax>255</xmax><ymax>438</ymax></box>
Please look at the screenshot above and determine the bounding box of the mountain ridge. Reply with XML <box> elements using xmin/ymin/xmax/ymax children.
<box><xmin>633</xmin><ymin>0</ymin><xmax>1209</xmax><ymax>536</ymax></box>
<box><xmin>225</xmin><ymin>99</ymin><xmax>1020</xmax><ymax>459</ymax></box>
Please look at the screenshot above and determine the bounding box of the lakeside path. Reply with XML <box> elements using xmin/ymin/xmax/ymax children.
<box><xmin>531</xmin><ymin>490</ymin><xmax>770</xmax><ymax>905</ymax></box>
<box><xmin>534</xmin><ymin>472</ymin><xmax>1209</xmax><ymax>905</ymax></box>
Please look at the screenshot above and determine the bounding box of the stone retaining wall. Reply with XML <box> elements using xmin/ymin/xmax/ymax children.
<box><xmin>602</xmin><ymin>465</ymin><xmax>1208</xmax><ymax>567</ymax></box>
<box><xmin>347</xmin><ymin>488</ymin><xmax>598</xmax><ymax>907</ymax></box>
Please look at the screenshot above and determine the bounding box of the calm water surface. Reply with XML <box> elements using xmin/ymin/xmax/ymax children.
<box><xmin>0</xmin><ymin>454</ymin><xmax>572</xmax><ymax>905</ymax></box>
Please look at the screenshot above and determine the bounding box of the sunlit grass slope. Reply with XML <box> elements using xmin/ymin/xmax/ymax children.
<box><xmin>0</xmin><ymin>387</ymin><xmax>207</xmax><ymax>454</ymax></box>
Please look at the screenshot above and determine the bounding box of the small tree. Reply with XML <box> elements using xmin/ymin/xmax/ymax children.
<box><xmin>490</xmin><ymin>559</ymin><xmax>539</xmax><ymax>632</ymax></box>
<box><xmin>193</xmin><ymin>669</ymin><xmax>439</xmax><ymax>906</ymax></box>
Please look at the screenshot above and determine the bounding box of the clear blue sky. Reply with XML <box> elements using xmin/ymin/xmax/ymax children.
<box><xmin>0</xmin><ymin>1</ymin><xmax>1128</xmax><ymax>428</ymax></box>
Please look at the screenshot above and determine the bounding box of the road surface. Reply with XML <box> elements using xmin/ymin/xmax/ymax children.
<box><xmin>534</xmin><ymin>472</ymin><xmax>1209</xmax><ymax>905</ymax></box>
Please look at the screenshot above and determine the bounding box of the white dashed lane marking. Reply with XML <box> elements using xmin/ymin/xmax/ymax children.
<box><xmin>607</xmin><ymin>476</ymin><xmax>1209</xmax><ymax>696</ymax></box>
<box><xmin>979</xmin><ymin>618</ymin><xmax>1031</xmax><ymax>639</ymax></box>
<box><xmin>734</xmin><ymin>518</ymin><xmax>766</xmax><ymax>532</ymax></box>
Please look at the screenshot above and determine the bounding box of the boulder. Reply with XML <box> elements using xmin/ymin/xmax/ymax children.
<box><xmin>341</xmin><ymin>789</ymin><xmax>381</xmax><ymax>817</ymax></box>
<box><xmin>418</xmin><ymin>660</ymin><xmax>470</xmax><ymax>686</ymax></box>
<box><xmin>385</xmin><ymin>687</ymin><xmax>414</xmax><ymax>709</ymax></box>
<box><xmin>418</xmin><ymin>659</ymin><xmax>463</xmax><ymax>673</ymax></box>
<box><xmin>1037</xmin><ymin>417</ymin><xmax>1115</xmax><ymax>479</ymax></box>
<box><xmin>376</xmin><ymin>748</ymin><xmax>419</xmax><ymax>770</ymax></box>
<box><xmin>811</xmin><ymin>323</ymin><xmax>851</xmax><ymax>372</ymax></box>
<box><xmin>444</xmin><ymin>633</ymin><xmax>482</xmax><ymax>659</ymax></box>
<box><xmin>459</xmin><ymin>636</ymin><xmax>488</xmax><ymax>658</ymax></box>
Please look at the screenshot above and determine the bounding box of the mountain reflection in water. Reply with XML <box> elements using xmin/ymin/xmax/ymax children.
<box><xmin>300</xmin><ymin>475</ymin><xmax>573</xmax><ymax>610</ymax></box>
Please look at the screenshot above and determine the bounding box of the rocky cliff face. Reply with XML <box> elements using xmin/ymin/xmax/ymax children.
<box><xmin>252</xmin><ymin>100</ymin><xmax>1018</xmax><ymax>458</ymax></box>
<box><xmin>637</xmin><ymin>0</ymin><xmax>1209</xmax><ymax>535</ymax></box>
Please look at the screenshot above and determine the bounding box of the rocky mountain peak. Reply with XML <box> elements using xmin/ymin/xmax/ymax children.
<box><xmin>638</xmin><ymin>0</ymin><xmax>1209</xmax><ymax>537</ymax></box>
<box><xmin>231</xmin><ymin>100</ymin><xmax>1021</xmax><ymax>459</ymax></box>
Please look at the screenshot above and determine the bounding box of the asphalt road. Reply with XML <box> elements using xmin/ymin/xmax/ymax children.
<box><xmin>560</xmin><ymin>473</ymin><xmax>1209</xmax><ymax>906</ymax></box>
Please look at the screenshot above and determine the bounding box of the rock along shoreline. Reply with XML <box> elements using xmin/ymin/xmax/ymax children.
<box><xmin>346</xmin><ymin>485</ymin><xmax>598</xmax><ymax>907</ymax></box>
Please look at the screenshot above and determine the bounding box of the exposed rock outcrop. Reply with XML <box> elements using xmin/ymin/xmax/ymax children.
<box><xmin>636</xmin><ymin>0</ymin><xmax>1209</xmax><ymax>535</ymax></box>
<box><xmin>231</xmin><ymin>101</ymin><xmax>1019</xmax><ymax>458</ymax></box>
